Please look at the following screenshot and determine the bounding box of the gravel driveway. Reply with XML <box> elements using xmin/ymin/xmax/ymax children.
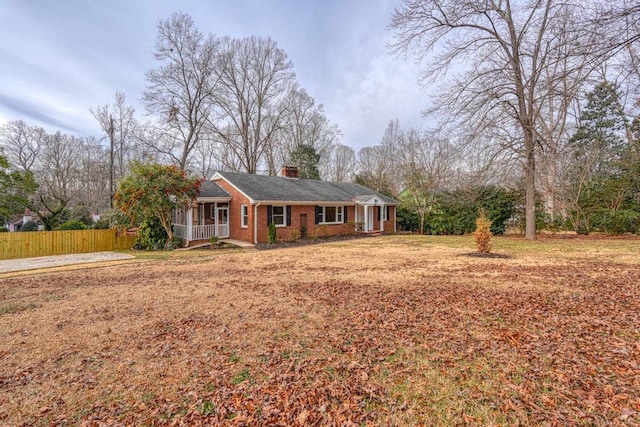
<box><xmin>0</xmin><ymin>252</ymin><xmax>135</xmax><ymax>273</ymax></box>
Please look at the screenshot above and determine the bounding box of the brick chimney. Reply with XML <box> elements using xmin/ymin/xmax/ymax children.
<box><xmin>281</xmin><ymin>165</ymin><xmax>299</xmax><ymax>179</ymax></box>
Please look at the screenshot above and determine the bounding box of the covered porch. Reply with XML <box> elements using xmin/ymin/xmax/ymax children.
<box><xmin>353</xmin><ymin>196</ymin><xmax>394</xmax><ymax>233</ymax></box>
<box><xmin>172</xmin><ymin>200</ymin><xmax>230</xmax><ymax>244</ymax></box>
<box><xmin>172</xmin><ymin>181</ymin><xmax>232</xmax><ymax>245</ymax></box>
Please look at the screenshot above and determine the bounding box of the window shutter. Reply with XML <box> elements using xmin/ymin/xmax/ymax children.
<box><xmin>343</xmin><ymin>206</ymin><xmax>348</xmax><ymax>223</ymax></box>
<box><xmin>286</xmin><ymin>205</ymin><xmax>292</xmax><ymax>226</ymax></box>
<box><xmin>315</xmin><ymin>206</ymin><xmax>321</xmax><ymax>224</ymax></box>
<box><xmin>378</xmin><ymin>206</ymin><xmax>381</xmax><ymax>221</ymax></box>
<box><xmin>386</xmin><ymin>206</ymin><xmax>390</xmax><ymax>221</ymax></box>
<box><xmin>267</xmin><ymin>205</ymin><xmax>272</xmax><ymax>226</ymax></box>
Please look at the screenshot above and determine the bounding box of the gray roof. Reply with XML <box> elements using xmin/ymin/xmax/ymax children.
<box><xmin>214</xmin><ymin>171</ymin><xmax>398</xmax><ymax>204</ymax></box>
<box><xmin>198</xmin><ymin>180</ymin><xmax>231</xmax><ymax>198</ymax></box>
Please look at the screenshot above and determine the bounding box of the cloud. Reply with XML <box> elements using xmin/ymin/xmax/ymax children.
<box><xmin>0</xmin><ymin>93</ymin><xmax>81</xmax><ymax>133</ymax></box>
<box><xmin>0</xmin><ymin>0</ymin><xmax>429</xmax><ymax>150</ymax></box>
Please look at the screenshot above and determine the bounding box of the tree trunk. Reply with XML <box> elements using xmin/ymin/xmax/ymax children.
<box><xmin>524</xmin><ymin>134</ymin><xmax>537</xmax><ymax>240</ymax></box>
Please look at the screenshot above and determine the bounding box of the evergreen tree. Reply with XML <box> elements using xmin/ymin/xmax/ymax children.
<box><xmin>0</xmin><ymin>155</ymin><xmax>37</xmax><ymax>224</ymax></box>
<box><xmin>570</xmin><ymin>81</ymin><xmax>628</xmax><ymax>176</ymax></box>
<box><xmin>290</xmin><ymin>144</ymin><xmax>320</xmax><ymax>179</ymax></box>
<box><xmin>567</xmin><ymin>81</ymin><xmax>635</xmax><ymax>233</ymax></box>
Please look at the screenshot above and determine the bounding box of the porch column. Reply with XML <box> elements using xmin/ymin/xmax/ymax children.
<box><xmin>380</xmin><ymin>204</ymin><xmax>384</xmax><ymax>232</ymax></box>
<box><xmin>394</xmin><ymin>206</ymin><xmax>397</xmax><ymax>232</ymax></box>
<box><xmin>186</xmin><ymin>206</ymin><xmax>193</xmax><ymax>242</ymax></box>
<box><xmin>213</xmin><ymin>202</ymin><xmax>218</xmax><ymax>238</ymax></box>
<box><xmin>363</xmin><ymin>205</ymin><xmax>368</xmax><ymax>232</ymax></box>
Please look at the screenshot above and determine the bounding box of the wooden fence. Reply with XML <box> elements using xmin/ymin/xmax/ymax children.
<box><xmin>0</xmin><ymin>229</ymin><xmax>138</xmax><ymax>260</ymax></box>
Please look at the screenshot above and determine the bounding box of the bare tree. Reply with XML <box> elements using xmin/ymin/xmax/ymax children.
<box><xmin>396</xmin><ymin>127</ymin><xmax>457</xmax><ymax>234</ymax></box>
<box><xmin>321</xmin><ymin>143</ymin><xmax>356</xmax><ymax>182</ymax></box>
<box><xmin>389</xmin><ymin>0</ymin><xmax>637</xmax><ymax>239</ymax></box>
<box><xmin>91</xmin><ymin>92</ymin><xmax>138</xmax><ymax>178</ymax></box>
<box><xmin>91</xmin><ymin>91</ymin><xmax>138</xmax><ymax>206</ymax></box>
<box><xmin>274</xmin><ymin>87</ymin><xmax>341</xmax><ymax>174</ymax></box>
<box><xmin>74</xmin><ymin>136</ymin><xmax>111</xmax><ymax>215</ymax></box>
<box><xmin>188</xmin><ymin>130</ymin><xmax>226</xmax><ymax>178</ymax></box>
<box><xmin>355</xmin><ymin>144</ymin><xmax>399</xmax><ymax>196</ymax></box>
<box><xmin>28</xmin><ymin>132</ymin><xmax>85</xmax><ymax>229</ymax></box>
<box><xmin>143</xmin><ymin>12</ymin><xmax>219</xmax><ymax>170</ymax></box>
<box><xmin>210</xmin><ymin>36</ymin><xmax>296</xmax><ymax>174</ymax></box>
<box><xmin>0</xmin><ymin>120</ymin><xmax>45</xmax><ymax>172</ymax></box>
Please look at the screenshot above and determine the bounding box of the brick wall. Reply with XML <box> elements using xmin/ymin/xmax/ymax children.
<box><xmin>214</xmin><ymin>179</ymin><xmax>254</xmax><ymax>243</ymax></box>
<box><xmin>213</xmin><ymin>177</ymin><xmax>397</xmax><ymax>244</ymax></box>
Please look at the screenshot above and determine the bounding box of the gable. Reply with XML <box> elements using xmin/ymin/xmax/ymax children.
<box><xmin>197</xmin><ymin>180</ymin><xmax>231</xmax><ymax>201</ymax></box>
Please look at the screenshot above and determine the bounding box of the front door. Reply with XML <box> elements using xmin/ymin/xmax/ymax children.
<box><xmin>300</xmin><ymin>214</ymin><xmax>308</xmax><ymax>238</ymax></box>
<box><xmin>216</xmin><ymin>207</ymin><xmax>229</xmax><ymax>238</ymax></box>
<box><xmin>366</xmin><ymin>206</ymin><xmax>374</xmax><ymax>231</ymax></box>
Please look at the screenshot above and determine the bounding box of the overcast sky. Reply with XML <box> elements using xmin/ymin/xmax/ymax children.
<box><xmin>0</xmin><ymin>0</ymin><xmax>427</xmax><ymax>151</ymax></box>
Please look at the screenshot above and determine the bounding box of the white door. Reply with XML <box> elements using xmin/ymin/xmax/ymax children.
<box><xmin>367</xmin><ymin>206</ymin><xmax>374</xmax><ymax>231</ymax></box>
<box><xmin>216</xmin><ymin>207</ymin><xmax>229</xmax><ymax>238</ymax></box>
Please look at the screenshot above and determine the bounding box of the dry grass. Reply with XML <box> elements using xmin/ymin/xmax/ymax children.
<box><xmin>1</xmin><ymin>235</ymin><xmax>639</xmax><ymax>426</ymax></box>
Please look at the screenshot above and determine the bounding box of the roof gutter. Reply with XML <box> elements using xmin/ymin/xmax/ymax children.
<box><xmin>251</xmin><ymin>200</ymin><xmax>398</xmax><ymax>206</ymax></box>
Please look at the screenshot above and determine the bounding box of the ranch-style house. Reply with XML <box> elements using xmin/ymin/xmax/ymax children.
<box><xmin>172</xmin><ymin>166</ymin><xmax>398</xmax><ymax>246</ymax></box>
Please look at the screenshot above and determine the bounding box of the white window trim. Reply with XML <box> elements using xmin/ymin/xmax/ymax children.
<box><xmin>210</xmin><ymin>204</ymin><xmax>215</xmax><ymax>220</ymax></box>
<box><xmin>319</xmin><ymin>206</ymin><xmax>343</xmax><ymax>224</ymax></box>
<box><xmin>381</xmin><ymin>205</ymin><xmax>388</xmax><ymax>221</ymax></box>
<box><xmin>241</xmin><ymin>204</ymin><xmax>248</xmax><ymax>228</ymax></box>
<box><xmin>272</xmin><ymin>205</ymin><xmax>286</xmax><ymax>227</ymax></box>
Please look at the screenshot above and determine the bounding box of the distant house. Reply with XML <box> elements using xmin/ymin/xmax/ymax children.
<box><xmin>172</xmin><ymin>166</ymin><xmax>398</xmax><ymax>245</ymax></box>
<box><xmin>4</xmin><ymin>209</ymin><xmax>36</xmax><ymax>232</ymax></box>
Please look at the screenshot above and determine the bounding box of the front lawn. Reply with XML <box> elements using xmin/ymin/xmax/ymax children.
<box><xmin>1</xmin><ymin>235</ymin><xmax>638</xmax><ymax>425</ymax></box>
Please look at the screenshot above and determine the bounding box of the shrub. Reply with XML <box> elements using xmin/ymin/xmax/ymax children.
<box><xmin>101</xmin><ymin>208</ymin><xmax>131</xmax><ymax>235</ymax></box>
<box><xmin>474</xmin><ymin>209</ymin><xmax>493</xmax><ymax>254</ymax></box>
<box><xmin>58</xmin><ymin>220</ymin><xmax>87</xmax><ymax>230</ymax></box>
<box><xmin>592</xmin><ymin>209</ymin><xmax>640</xmax><ymax>235</ymax></box>
<box><xmin>209</xmin><ymin>236</ymin><xmax>219</xmax><ymax>245</ymax></box>
<box><xmin>345</xmin><ymin>220</ymin><xmax>358</xmax><ymax>235</ymax></box>
<box><xmin>69</xmin><ymin>204</ymin><xmax>93</xmax><ymax>226</ymax></box>
<box><xmin>268</xmin><ymin>223</ymin><xmax>277</xmax><ymax>244</ymax></box>
<box><xmin>134</xmin><ymin>216</ymin><xmax>168</xmax><ymax>250</ymax></box>
<box><xmin>289</xmin><ymin>228</ymin><xmax>300</xmax><ymax>241</ymax></box>
<box><xmin>397</xmin><ymin>205</ymin><xmax>420</xmax><ymax>232</ymax></box>
<box><xmin>21</xmin><ymin>221</ymin><xmax>39</xmax><ymax>231</ymax></box>
<box><xmin>93</xmin><ymin>218</ymin><xmax>110</xmax><ymax>229</ymax></box>
<box><xmin>167</xmin><ymin>236</ymin><xmax>185</xmax><ymax>250</ymax></box>
<box><xmin>0</xmin><ymin>227</ymin><xmax>8</xmax><ymax>232</ymax></box>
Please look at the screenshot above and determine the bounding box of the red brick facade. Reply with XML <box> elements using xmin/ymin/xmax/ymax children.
<box><xmin>213</xmin><ymin>178</ymin><xmax>396</xmax><ymax>244</ymax></box>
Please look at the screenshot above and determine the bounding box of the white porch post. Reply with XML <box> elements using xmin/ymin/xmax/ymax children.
<box><xmin>394</xmin><ymin>206</ymin><xmax>397</xmax><ymax>232</ymax></box>
<box><xmin>213</xmin><ymin>202</ymin><xmax>218</xmax><ymax>237</ymax></box>
<box><xmin>380</xmin><ymin>204</ymin><xmax>384</xmax><ymax>232</ymax></box>
<box><xmin>186</xmin><ymin>205</ymin><xmax>193</xmax><ymax>242</ymax></box>
<box><xmin>363</xmin><ymin>205</ymin><xmax>368</xmax><ymax>232</ymax></box>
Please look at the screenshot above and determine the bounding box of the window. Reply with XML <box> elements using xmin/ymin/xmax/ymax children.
<box><xmin>318</xmin><ymin>206</ymin><xmax>343</xmax><ymax>224</ymax></box>
<box><xmin>381</xmin><ymin>205</ymin><xmax>387</xmax><ymax>221</ymax></box>
<box><xmin>210</xmin><ymin>205</ymin><xmax>215</xmax><ymax>219</ymax></box>
<box><xmin>272</xmin><ymin>205</ymin><xmax>285</xmax><ymax>226</ymax></box>
<box><xmin>241</xmin><ymin>204</ymin><xmax>248</xmax><ymax>228</ymax></box>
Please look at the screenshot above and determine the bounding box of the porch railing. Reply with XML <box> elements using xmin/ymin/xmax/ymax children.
<box><xmin>172</xmin><ymin>224</ymin><xmax>218</xmax><ymax>241</ymax></box>
<box><xmin>192</xmin><ymin>224</ymin><xmax>216</xmax><ymax>240</ymax></box>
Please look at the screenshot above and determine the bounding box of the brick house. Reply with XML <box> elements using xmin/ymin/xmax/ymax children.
<box><xmin>172</xmin><ymin>167</ymin><xmax>398</xmax><ymax>245</ymax></box>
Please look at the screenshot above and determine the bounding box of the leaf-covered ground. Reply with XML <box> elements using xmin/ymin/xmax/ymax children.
<box><xmin>1</xmin><ymin>235</ymin><xmax>639</xmax><ymax>426</ymax></box>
